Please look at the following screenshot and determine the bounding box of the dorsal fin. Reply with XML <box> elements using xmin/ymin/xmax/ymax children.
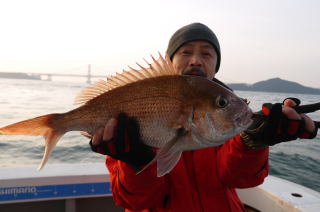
<box><xmin>74</xmin><ymin>53</ymin><xmax>178</xmax><ymax>106</ymax></box>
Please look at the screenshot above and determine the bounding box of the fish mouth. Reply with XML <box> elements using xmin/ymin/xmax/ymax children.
<box><xmin>234</xmin><ymin>108</ymin><xmax>253</xmax><ymax>129</ymax></box>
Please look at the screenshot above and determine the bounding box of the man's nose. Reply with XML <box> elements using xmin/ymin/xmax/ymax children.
<box><xmin>189</xmin><ymin>54</ymin><xmax>203</xmax><ymax>66</ymax></box>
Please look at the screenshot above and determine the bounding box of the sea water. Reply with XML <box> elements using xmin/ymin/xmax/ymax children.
<box><xmin>0</xmin><ymin>78</ymin><xmax>319</xmax><ymax>192</ymax></box>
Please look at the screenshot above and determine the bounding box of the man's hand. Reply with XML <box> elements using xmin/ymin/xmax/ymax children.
<box><xmin>92</xmin><ymin>118</ymin><xmax>117</xmax><ymax>146</ymax></box>
<box><xmin>89</xmin><ymin>113</ymin><xmax>155</xmax><ymax>170</ymax></box>
<box><xmin>282</xmin><ymin>98</ymin><xmax>315</xmax><ymax>133</ymax></box>
<box><xmin>240</xmin><ymin>98</ymin><xmax>318</xmax><ymax>148</ymax></box>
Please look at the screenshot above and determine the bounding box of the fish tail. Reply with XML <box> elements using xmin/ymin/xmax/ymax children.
<box><xmin>0</xmin><ymin>113</ymin><xmax>65</xmax><ymax>170</ymax></box>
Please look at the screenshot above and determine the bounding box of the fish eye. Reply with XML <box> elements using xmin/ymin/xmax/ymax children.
<box><xmin>215</xmin><ymin>95</ymin><xmax>229</xmax><ymax>108</ymax></box>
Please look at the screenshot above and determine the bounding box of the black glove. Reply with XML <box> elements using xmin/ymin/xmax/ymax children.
<box><xmin>240</xmin><ymin>98</ymin><xmax>318</xmax><ymax>148</ymax></box>
<box><xmin>90</xmin><ymin>113</ymin><xmax>155</xmax><ymax>170</ymax></box>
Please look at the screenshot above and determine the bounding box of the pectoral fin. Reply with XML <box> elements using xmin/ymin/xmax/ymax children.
<box><xmin>137</xmin><ymin>127</ymin><xmax>187</xmax><ymax>177</ymax></box>
<box><xmin>156</xmin><ymin>150</ymin><xmax>182</xmax><ymax>177</ymax></box>
<box><xmin>137</xmin><ymin>134</ymin><xmax>181</xmax><ymax>177</ymax></box>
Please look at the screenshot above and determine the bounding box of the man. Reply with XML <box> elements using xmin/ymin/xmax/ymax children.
<box><xmin>90</xmin><ymin>23</ymin><xmax>317</xmax><ymax>211</ymax></box>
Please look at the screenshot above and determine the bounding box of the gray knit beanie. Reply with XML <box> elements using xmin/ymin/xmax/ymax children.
<box><xmin>166</xmin><ymin>23</ymin><xmax>221</xmax><ymax>72</ymax></box>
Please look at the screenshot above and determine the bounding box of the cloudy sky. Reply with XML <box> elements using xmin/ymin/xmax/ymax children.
<box><xmin>0</xmin><ymin>0</ymin><xmax>319</xmax><ymax>87</ymax></box>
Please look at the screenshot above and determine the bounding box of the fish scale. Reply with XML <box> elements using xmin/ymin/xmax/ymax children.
<box><xmin>0</xmin><ymin>55</ymin><xmax>252</xmax><ymax>176</ymax></box>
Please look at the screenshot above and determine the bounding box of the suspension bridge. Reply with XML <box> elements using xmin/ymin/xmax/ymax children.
<box><xmin>0</xmin><ymin>64</ymin><xmax>110</xmax><ymax>84</ymax></box>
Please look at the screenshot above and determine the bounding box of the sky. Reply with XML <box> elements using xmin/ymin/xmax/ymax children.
<box><xmin>0</xmin><ymin>0</ymin><xmax>320</xmax><ymax>87</ymax></box>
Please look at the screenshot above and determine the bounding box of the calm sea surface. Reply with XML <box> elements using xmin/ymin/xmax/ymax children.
<box><xmin>0</xmin><ymin>78</ymin><xmax>319</xmax><ymax>191</ymax></box>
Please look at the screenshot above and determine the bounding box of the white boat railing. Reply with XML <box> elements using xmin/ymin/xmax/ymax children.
<box><xmin>0</xmin><ymin>163</ymin><xmax>111</xmax><ymax>204</ymax></box>
<box><xmin>1</xmin><ymin>163</ymin><xmax>320</xmax><ymax>212</ymax></box>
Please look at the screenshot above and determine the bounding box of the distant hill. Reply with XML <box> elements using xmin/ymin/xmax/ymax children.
<box><xmin>227</xmin><ymin>78</ymin><xmax>320</xmax><ymax>95</ymax></box>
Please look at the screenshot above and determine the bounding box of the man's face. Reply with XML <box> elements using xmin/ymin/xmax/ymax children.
<box><xmin>172</xmin><ymin>41</ymin><xmax>218</xmax><ymax>80</ymax></box>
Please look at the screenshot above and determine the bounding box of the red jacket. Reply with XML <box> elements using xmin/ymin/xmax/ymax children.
<box><xmin>106</xmin><ymin>135</ymin><xmax>269</xmax><ymax>212</ymax></box>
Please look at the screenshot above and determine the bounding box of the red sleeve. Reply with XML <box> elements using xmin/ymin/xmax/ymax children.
<box><xmin>217</xmin><ymin>134</ymin><xmax>269</xmax><ymax>188</ymax></box>
<box><xmin>106</xmin><ymin>156</ymin><xmax>168</xmax><ymax>210</ymax></box>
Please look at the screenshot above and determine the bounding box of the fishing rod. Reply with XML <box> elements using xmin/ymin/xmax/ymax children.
<box><xmin>294</xmin><ymin>102</ymin><xmax>320</xmax><ymax>128</ymax></box>
<box><xmin>251</xmin><ymin>102</ymin><xmax>320</xmax><ymax>128</ymax></box>
<box><xmin>293</xmin><ymin>102</ymin><xmax>320</xmax><ymax>114</ymax></box>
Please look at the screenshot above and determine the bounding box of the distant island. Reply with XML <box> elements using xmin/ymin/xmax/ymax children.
<box><xmin>227</xmin><ymin>78</ymin><xmax>320</xmax><ymax>95</ymax></box>
<box><xmin>0</xmin><ymin>72</ymin><xmax>41</xmax><ymax>80</ymax></box>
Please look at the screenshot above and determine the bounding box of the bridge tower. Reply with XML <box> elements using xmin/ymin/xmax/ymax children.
<box><xmin>87</xmin><ymin>64</ymin><xmax>91</xmax><ymax>84</ymax></box>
